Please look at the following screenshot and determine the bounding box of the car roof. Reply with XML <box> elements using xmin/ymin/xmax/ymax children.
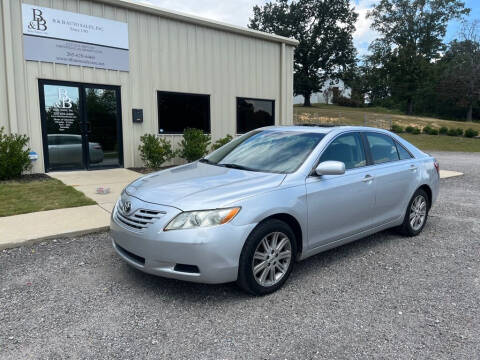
<box><xmin>261</xmin><ymin>125</ymin><xmax>386</xmax><ymax>135</ymax></box>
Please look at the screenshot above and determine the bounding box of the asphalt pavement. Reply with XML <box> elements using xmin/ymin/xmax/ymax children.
<box><xmin>1</xmin><ymin>151</ymin><xmax>479</xmax><ymax>359</ymax></box>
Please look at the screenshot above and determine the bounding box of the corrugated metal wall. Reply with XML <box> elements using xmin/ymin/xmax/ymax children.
<box><xmin>1</xmin><ymin>0</ymin><xmax>295</xmax><ymax>173</ymax></box>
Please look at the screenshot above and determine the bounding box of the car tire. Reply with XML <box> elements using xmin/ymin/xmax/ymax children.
<box><xmin>398</xmin><ymin>188</ymin><xmax>429</xmax><ymax>236</ymax></box>
<box><xmin>237</xmin><ymin>219</ymin><xmax>297</xmax><ymax>296</ymax></box>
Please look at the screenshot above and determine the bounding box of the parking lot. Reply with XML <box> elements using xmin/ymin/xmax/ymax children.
<box><xmin>1</xmin><ymin>151</ymin><xmax>479</xmax><ymax>359</ymax></box>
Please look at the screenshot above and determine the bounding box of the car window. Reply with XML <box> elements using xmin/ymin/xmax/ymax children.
<box><xmin>319</xmin><ymin>133</ymin><xmax>366</xmax><ymax>170</ymax></box>
<box><xmin>396</xmin><ymin>141</ymin><xmax>413</xmax><ymax>160</ymax></box>
<box><xmin>366</xmin><ymin>133</ymin><xmax>400</xmax><ymax>164</ymax></box>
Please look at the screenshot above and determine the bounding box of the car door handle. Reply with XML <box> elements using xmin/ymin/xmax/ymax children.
<box><xmin>362</xmin><ymin>175</ymin><xmax>374</xmax><ymax>183</ymax></box>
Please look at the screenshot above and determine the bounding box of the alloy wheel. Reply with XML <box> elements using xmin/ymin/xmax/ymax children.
<box><xmin>252</xmin><ymin>231</ymin><xmax>292</xmax><ymax>287</ymax></box>
<box><xmin>410</xmin><ymin>195</ymin><xmax>427</xmax><ymax>231</ymax></box>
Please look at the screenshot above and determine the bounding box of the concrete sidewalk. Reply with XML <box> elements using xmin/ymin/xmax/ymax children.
<box><xmin>0</xmin><ymin>167</ymin><xmax>463</xmax><ymax>251</ymax></box>
<box><xmin>0</xmin><ymin>168</ymin><xmax>141</xmax><ymax>250</ymax></box>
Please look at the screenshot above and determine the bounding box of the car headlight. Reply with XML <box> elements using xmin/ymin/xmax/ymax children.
<box><xmin>164</xmin><ymin>207</ymin><xmax>241</xmax><ymax>231</ymax></box>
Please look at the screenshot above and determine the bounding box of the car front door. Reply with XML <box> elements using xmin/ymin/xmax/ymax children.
<box><xmin>364</xmin><ymin>132</ymin><xmax>417</xmax><ymax>226</ymax></box>
<box><xmin>306</xmin><ymin>132</ymin><xmax>376</xmax><ymax>250</ymax></box>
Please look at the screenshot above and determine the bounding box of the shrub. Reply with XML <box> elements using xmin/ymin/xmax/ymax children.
<box><xmin>439</xmin><ymin>126</ymin><xmax>448</xmax><ymax>135</ymax></box>
<box><xmin>464</xmin><ymin>128</ymin><xmax>479</xmax><ymax>138</ymax></box>
<box><xmin>179</xmin><ymin>128</ymin><xmax>211</xmax><ymax>162</ymax></box>
<box><xmin>411</xmin><ymin>127</ymin><xmax>421</xmax><ymax>135</ymax></box>
<box><xmin>138</xmin><ymin>134</ymin><xmax>176</xmax><ymax>169</ymax></box>
<box><xmin>447</xmin><ymin>128</ymin><xmax>457</xmax><ymax>136</ymax></box>
<box><xmin>0</xmin><ymin>127</ymin><xmax>32</xmax><ymax>180</ymax></box>
<box><xmin>212</xmin><ymin>134</ymin><xmax>233</xmax><ymax>151</ymax></box>
<box><xmin>423</xmin><ymin>126</ymin><xmax>433</xmax><ymax>134</ymax></box>
<box><xmin>390</xmin><ymin>124</ymin><xmax>403</xmax><ymax>133</ymax></box>
<box><xmin>429</xmin><ymin>128</ymin><xmax>439</xmax><ymax>135</ymax></box>
<box><xmin>455</xmin><ymin>128</ymin><xmax>464</xmax><ymax>136</ymax></box>
<box><xmin>405</xmin><ymin>126</ymin><xmax>414</xmax><ymax>133</ymax></box>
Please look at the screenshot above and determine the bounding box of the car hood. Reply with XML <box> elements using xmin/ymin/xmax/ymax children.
<box><xmin>125</xmin><ymin>162</ymin><xmax>286</xmax><ymax>210</ymax></box>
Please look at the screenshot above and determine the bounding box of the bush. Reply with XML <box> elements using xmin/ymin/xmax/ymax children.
<box><xmin>439</xmin><ymin>126</ymin><xmax>448</xmax><ymax>135</ymax></box>
<box><xmin>423</xmin><ymin>126</ymin><xmax>433</xmax><ymax>134</ymax></box>
<box><xmin>390</xmin><ymin>124</ymin><xmax>403</xmax><ymax>133</ymax></box>
<box><xmin>465</xmin><ymin>128</ymin><xmax>479</xmax><ymax>138</ymax></box>
<box><xmin>429</xmin><ymin>128</ymin><xmax>439</xmax><ymax>135</ymax></box>
<box><xmin>411</xmin><ymin>127</ymin><xmax>421</xmax><ymax>135</ymax></box>
<box><xmin>179</xmin><ymin>128</ymin><xmax>211</xmax><ymax>162</ymax></box>
<box><xmin>0</xmin><ymin>127</ymin><xmax>32</xmax><ymax>180</ymax></box>
<box><xmin>212</xmin><ymin>134</ymin><xmax>233</xmax><ymax>151</ymax></box>
<box><xmin>138</xmin><ymin>134</ymin><xmax>176</xmax><ymax>169</ymax></box>
<box><xmin>447</xmin><ymin>128</ymin><xmax>457</xmax><ymax>136</ymax></box>
<box><xmin>405</xmin><ymin>126</ymin><xmax>414</xmax><ymax>133</ymax></box>
<box><xmin>455</xmin><ymin>128</ymin><xmax>464</xmax><ymax>136</ymax></box>
<box><xmin>332</xmin><ymin>95</ymin><xmax>363</xmax><ymax>107</ymax></box>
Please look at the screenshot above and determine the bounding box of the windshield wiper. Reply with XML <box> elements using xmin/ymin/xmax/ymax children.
<box><xmin>199</xmin><ymin>158</ymin><xmax>214</xmax><ymax>164</ymax></box>
<box><xmin>220</xmin><ymin>163</ymin><xmax>257</xmax><ymax>172</ymax></box>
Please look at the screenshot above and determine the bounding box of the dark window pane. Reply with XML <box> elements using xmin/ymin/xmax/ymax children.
<box><xmin>319</xmin><ymin>133</ymin><xmax>366</xmax><ymax>170</ymax></box>
<box><xmin>158</xmin><ymin>91</ymin><xmax>210</xmax><ymax>133</ymax></box>
<box><xmin>237</xmin><ymin>98</ymin><xmax>274</xmax><ymax>133</ymax></box>
<box><xmin>396</xmin><ymin>141</ymin><xmax>413</xmax><ymax>160</ymax></box>
<box><xmin>366</xmin><ymin>133</ymin><xmax>400</xmax><ymax>164</ymax></box>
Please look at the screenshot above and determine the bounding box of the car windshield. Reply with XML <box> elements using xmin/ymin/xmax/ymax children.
<box><xmin>204</xmin><ymin>130</ymin><xmax>325</xmax><ymax>173</ymax></box>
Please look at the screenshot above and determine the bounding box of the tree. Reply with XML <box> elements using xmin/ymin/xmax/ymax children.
<box><xmin>438</xmin><ymin>21</ymin><xmax>480</xmax><ymax>121</ymax></box>
<box><xmin>366</xmin><ymin>0</ymin><xmax>469</xmax><ymax>114</ymax></box>
<box><xmin>249</xmin><ymin>0</ymin><xmax>357</xmax><ymax>107</ymax></box>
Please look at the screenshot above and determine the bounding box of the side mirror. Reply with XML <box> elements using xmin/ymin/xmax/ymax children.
<box><xmin>315</xmin><ymin>161</ymin><xmax>346</xmax><ymax>176</ymax></box>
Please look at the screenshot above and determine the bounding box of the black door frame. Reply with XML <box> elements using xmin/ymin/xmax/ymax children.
<box><xmin>39</xmin><ymin>79</ymin><xmax>124</xmax><ymax>172</ymax></box>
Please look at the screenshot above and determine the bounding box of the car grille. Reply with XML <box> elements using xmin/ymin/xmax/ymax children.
<box><xmin>115</xmin><ymin>205</ymin><xmax>166</xmax><ymax>231</ymax></box>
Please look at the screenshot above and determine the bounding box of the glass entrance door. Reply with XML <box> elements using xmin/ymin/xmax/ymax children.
<box><xmin>85</xmin><ymin>87</ymin><xmax>121</xmax><ymax>168</ymax></box>
<box><xmin>40</xmin><ymin>81</ymin><xmax>123</xmax><ymax>172</ymax></box>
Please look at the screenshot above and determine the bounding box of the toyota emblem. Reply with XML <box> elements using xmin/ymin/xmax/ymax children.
<box><xmin>122</xmin><ymin>201</ymin><xmax>132</xmax><ymax>214</ymax></box>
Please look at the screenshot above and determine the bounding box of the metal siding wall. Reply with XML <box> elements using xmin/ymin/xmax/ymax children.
<box><xmin>0</xmin><ymin>0</ymin><xmax>9</xmax><ymax>133</ymax></box>
<box><xmin>7</xmin><ymin>0</ymin><xmax>294</xmax><ymax>172</ymax></box>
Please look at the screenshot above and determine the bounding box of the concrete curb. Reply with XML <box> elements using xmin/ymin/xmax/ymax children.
<box><xmin>0</xmin><ymin>226</ymin><xmax>109</xmax><ymax>251</ymax></box>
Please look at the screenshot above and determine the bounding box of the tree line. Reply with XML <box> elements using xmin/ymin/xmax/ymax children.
<box><xmin>249</xmin><ymin>0</ymin><xmax>479</xmax><ymax>122</ymax></box>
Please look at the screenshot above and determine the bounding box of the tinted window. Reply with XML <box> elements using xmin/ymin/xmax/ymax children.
<box><xmin>206</xmin><ymin>130</ymin><xmax>324</xmax><ymax>173</ymax></box>
<box><xmin>366</xmin><ymin>133</ymin><xmax>400</xmax><ymax>164</ymax></box>
<box><xmin>237</xmin><ymin>98</ymin><xmax>274</xmax><ymax>133</ymax></box>
<box><xmin>158</xmin><ymin>91</ymin><xmax>210</xmax><ymax>134</ymax></box>
<box><xmin>396</xmin><ymin>141</ymin><xmax>413</xmax><ymax>160</ymax></box>
<box><xmin>319</xmin><ymin>133</ymin><xmax>366</xmax><ymax>170</ymax></box>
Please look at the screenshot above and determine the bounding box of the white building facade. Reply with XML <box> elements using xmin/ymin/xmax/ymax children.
<box><xmin>0</xmin><ymin>0</ymin><xmax>297</xmax><ymax>173</ymax></box>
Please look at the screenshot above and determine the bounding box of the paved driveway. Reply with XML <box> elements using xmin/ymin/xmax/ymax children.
<box><xmin>1</xmin><ymin>151</ymin><xmax>479</xmax><ymax>359</ymax></box>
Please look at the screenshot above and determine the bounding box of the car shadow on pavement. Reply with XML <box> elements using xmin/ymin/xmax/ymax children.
<box><xmin>113</xmin><ymin>228</ymin><xmax>405</xmax><ymax>301</ymax></box>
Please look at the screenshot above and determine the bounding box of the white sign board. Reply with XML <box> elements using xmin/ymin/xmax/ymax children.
<box><xmin>22</xmin><ymin>4</ymin><xmax>129</xmax><ymax>71</ymax></box>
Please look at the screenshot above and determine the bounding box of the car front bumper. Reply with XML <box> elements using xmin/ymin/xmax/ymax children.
<box><xmin>110</xmin><ymin>198</ymin><xmax>256</xmax><ymax>284</ymax></box>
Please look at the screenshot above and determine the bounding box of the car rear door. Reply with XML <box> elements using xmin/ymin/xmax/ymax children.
<box><xmin>363</xmin><ymin>132</ymin><xmax>417</xmax><ymax>226</ymax></box>
<box><xmin>305</xmin><ymin>132</ymin><xmax>376</xmax><ymax>249</ymax></box>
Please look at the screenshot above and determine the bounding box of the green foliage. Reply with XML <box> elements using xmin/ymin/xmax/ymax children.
<box><xmin>465</xmin><ymin>128</ymin><xmax>479</xmax><ymax>138</ymax></box>
<box><xmin>411</xmin><ymin>127</ymin><xmax>421</xmax><ymax>135</ymax></box>
<box><xmin>365</xmin><ymin>0</ymin><xmax>469</xmax><ymax>115</ymax></box>
<box><xmin>423</xmin><ymin>126</ymin><xmax>433</xmax><ymax>134</ymax></box>
<box><xmin>212</xmin><ymin>134</ymin><xmax>233</xmax><ymax>151</ymax></box>
<box><xmin>391</xmin><ymin>124</ymin><xmax>404</xmax><ymax>133</ymax></box>
<box><xmin>179</xmin><ymin>128</ymin><xmax>211</xmax><ymax>162</ymax></box>
<box><xmin>439</xmin><ymin>126</ymin><xmax>448</xmax><ymax>135</ymax></box>
<box><xmin>429</xmin><ymin>128</ymin><xmax>439</xmax><ymax>135</ymax></box>
<box><xmin>447</xmin><ymin>128</ymin><xmax>458</xmax><ymax>136</ymax></box>
<box><xmin>455</xmin><ymin>128</ymin><xmax>464</xmax><ymax>136</ymax></box>
<box><xmin>138</xmin><ymin>134</ymin><xmax>176</xmax><ymax>169</ymax></box>
<box><xmin>0</xmin><ymin>127</ymin><xmax>32</xmax><ymax>180</ymax></box>
<box><xmin>405</xmin><ymin>126</ymin><xmax>415</xmax><ymax>133</ymax></box>
<box><xmin>249</xmin><ymin>0</ymin><xmax>357</xmax><ymax>106</ymax></box>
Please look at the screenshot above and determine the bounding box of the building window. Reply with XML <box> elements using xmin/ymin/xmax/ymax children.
<box><xmin>157</xmin><ymin>91</ymin><xmax>210</xmax><ymax>134</ymax></box>
<box><xmin>237</xmin><ymin>98</ymin><xmax>275</xmax><ymax>133</ymax></box>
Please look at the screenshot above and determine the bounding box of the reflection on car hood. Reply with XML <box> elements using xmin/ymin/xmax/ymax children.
<box><xmin>125</xmin><ymin>162</ymin><xmax>286</xmax><ymax>210</ymax></box>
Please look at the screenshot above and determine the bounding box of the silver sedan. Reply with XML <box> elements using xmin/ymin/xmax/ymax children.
<box><xmin>110</xmin><ymin>126</ymin><xmax>439</xmax><ymax>295</ymax></box>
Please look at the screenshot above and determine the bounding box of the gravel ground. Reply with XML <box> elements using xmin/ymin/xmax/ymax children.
<box><xmin>1</xmin><ymin>151</ymin><xmax>479</xmax><ymax>359</ymax></box>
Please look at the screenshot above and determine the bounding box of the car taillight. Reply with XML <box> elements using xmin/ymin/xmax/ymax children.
<box><xmin>434</xmin><ymin>161</ymin><xmax>440</xmax><ymax>175</ymax></box>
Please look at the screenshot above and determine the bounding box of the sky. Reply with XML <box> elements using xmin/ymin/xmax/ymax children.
<box><xmin>141</xmin><ymin>0</ymin><xmax>479</xmax><ymax>56</ymax></box>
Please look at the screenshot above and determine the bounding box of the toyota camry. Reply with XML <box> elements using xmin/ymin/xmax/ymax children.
<box><xmin>110</xmin><ymin>126</ymin><xmax>439</xmax><ymax>295</ymax></box>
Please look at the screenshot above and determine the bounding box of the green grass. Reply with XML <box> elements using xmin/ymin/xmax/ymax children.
<box><xmin>294</xmin><ymin>104</ymin><xmax>480</xmax><ymax>152</ymax></box>
<box><xmin>0</xmin><ymin>177</ymin><xmax>95</xmax><ymax>217</ymax></box>
<box><xmin>399</xmin><ymin>134</ymin><xmax>480</xmax><ymax>152</ymax></box>
<box><xmin>294</xmin><ymin>104</ymin><xmax>480</xmax><ymax>132</ymax></box>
